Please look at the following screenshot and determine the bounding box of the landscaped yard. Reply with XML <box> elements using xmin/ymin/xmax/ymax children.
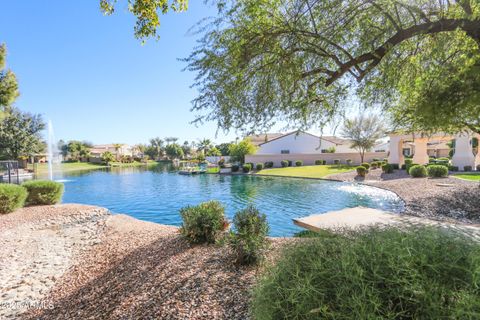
<box><xmin>257</xmin><ymin>165</ymin><xmax>354</xmax><ymax>179</ymax></box>
<box><xmin>453</xmin><ymin>173</ymin><xmax>480</xmax><ymax>181</ymax></box>
<box><xmin>29</xmin><ymin>162</ymin><xmax>107</xmax><ymax>175</ymax></box>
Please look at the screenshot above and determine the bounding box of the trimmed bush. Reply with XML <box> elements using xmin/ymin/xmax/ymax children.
<box><xmin>409</xmin><ymin>165</ymin><xmax>427</xmax><ymax>178</ymax></box>
<box><xmin>361</xmin><ymin>162</ymin><xmax>370</xmax><ymax>170</ymax></box>
<box><xmin>381</xmin><ymin>163</ymin><xmax>394</xmax><ymax>174</ymax></box>
<box><xmin>356</xmin><ymin>166</ymin><xmax>367</xmax><ymax>177</ymax></box>
<box><xmin>0</xmin><ymin>184</ymin><xmax>28</xmax><ymax>214</ymax></box>
<box><xmin>264</xmin><ymin>161</ymin><xmax>274</xmax><ymax>168</ymax></box>
<box><xmin>427</xmin><ymin>165</ymin><xmax>448</xmax><ymax>178</ymax></box>
<box><xmin>464</xmin><ymin>165</ymin><xmax>473</xmax><ymax>172</ymax></box>
<box><xmin>255</xmin><ymin>163</ymin><xmax>264</xmax><ymax>171</ymax></box>
<box><xmin>404</xmin><ymin>158</ymin><xmax>413</xmax><ymax>165</ymax></box>
<box><xmin>346</xmin><ymin>159</ymin><xmax>352</xmax><ymax>165</ymax></box>
<box><xmin>406</xmin><ymin>162</ymin><xmax>418</xmax><ymax>173</ymax></box>
<box><xmin>22</xmin><ymin>180</ymin><xmax>64</xmax><ymax>205</ymax></box>
<box><xmin>295</xmin><ymin>160</ymin><xmax>303</xmax><ymax>167</ymax></box>
<box><xmin>401</xmin><ymin>164</ymin><xmax>407</xmax><ymax>170</ymax></box>
<box><xmin>383</xmin><ymin>158</ymin><xmax>388</xmax><ymax>162</ymax></box>
<box><xmin>281</xmin><ymin>160</ymin><xmax>289</xmax><ymax>168</ymax></box>
<box><xmin>179</xmin><ymin>200</ymin><xmax>227</xmax><ymax>244</ymax></box>
<box><xmin>370</xmin><ymin>161</ymin><xmax>379</xmax><ymax>169</ymax></box>
<box><xmin>288</xmin><ymin>160</ymin><xmax>293</xmax><ymax>167</ymax></box>
<box><xmin>477</xmin><ymin>164</ymin><xmax>480</xmax><ymax>171</ymax></box>
<box><xmin>333</xmin><ymin>159</ymin><xmax>340</xmax><ymax>165</ymax></box>
<box><xmin>390</xmin><ymin>163</ymin><xmax>399</xmax><ymax>170</ymax></box>
<box><xmin>437</xmin><ymin>157</ymin><xmax>450</xmax><ymax>161</ymax></box>
<box><xmin>372</xmin><ymin>158</ymin><xmax>380</xmax><ymax>161</ymax></box>
<box><xmin>242</xmin><ymin>163</ymin><xmax>252</xmax><ymax>173</ymax></box>
<box><xmin>315</xmin><ymin>160</ymin><xmax>323</xmax><ymax>165</ymax></box>
<box><xmin>449</xmin><ymin>165</ymin><xmax>459</xmax><ymax>172</ymax></box>
<box><xmin>228</xmin><ymin>205</ymin><xmax>269</xmax><ymax>265</ymax></box>
<box><xmin>252</xmin><ymin>227</ymin><xmax>480</xmax><ymax>319</ymax></box>
<box><xmin>231</xmin><ymin>164</ymin><xmax>240</xmax><ymax>172</ymax></box>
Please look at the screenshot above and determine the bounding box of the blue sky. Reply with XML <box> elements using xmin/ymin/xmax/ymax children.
<box><xmin>0</xmin><ymin>0</ymin><xmax>247</xmax><ymax>145</ymax></box>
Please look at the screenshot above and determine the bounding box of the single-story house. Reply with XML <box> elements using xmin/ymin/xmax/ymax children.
<box><xmin>89</xmin><ymin>144</ymin><xmax>135</xmax><ymax>158</ymax></box>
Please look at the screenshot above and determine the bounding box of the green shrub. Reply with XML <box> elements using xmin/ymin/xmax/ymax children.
<box><xmin>464</xmin><ymin>165</ymin><xmax>473</xmax><ymax>172</ymax></box>
<box><xmin>228</xmin><ymin>205</ymin><xmax>269</xmax><ymax>265</ymax></box>
<box><xmin>0</xmin><ymin>184</ymin><xmax>28</xmax><ymax>214</ymax></box>
<box><xmin>370</xmin><ymin>161</ymin><xmax>379</xmax><ymax>169</ymax></box>
<box><xmin>252</xmin><ymin>227</ymin><xmax>480</xmax><ymax>320</ymax></box>
<box><xmin>356</xmin><ymin>166</ymin><xmax>367</xmax><ymax>177</ymax></box>
<box><xmin>390</xmin><ymin>163</ymin><xmax>399</xmax><ymax>170</ymax></box>
<box><xmin>449</xmin><ymin>165</ymin><xmax>459</xmax><ymax>172</ymax></box>
<box><xmin>406</xmin><ymin>162</ymin><xmax>418</xmax><ymax>172</ymax></box>
<box><xmin>242</xmin><ymin>163</ymin><xmax>252</xmax><ymax>173</ymax></box>
<box><xmin>383</xmin><ymin>158</ymin><xmax>388</xmax><ymax>162</ymax></box>
<box><xmin>381</xmin><ymin>163</ymin><xmax>394</xmax><ymax>174</ymax></box>
<box><xmin>404</xmin><ymin>158</ymin><xmax>413</xmax><ymax>165</ymax></box>
<box><xmin>179</xmin><ymin>201</ymin><xmax>227</xmax><ymax>244</ymax></box>
<box><xmin>427</xmin><ymin>165</ymin><xmax>448</xmax><ymax>178</ymax></box>
<box><xmin>346</xmin><ymin>159</ymin><xmax>352</xmax><ymax>165</ymax></box>
<box><xmin>295</xmin><ymin>160</ymin><xmax>303</xmax><ymax>167</ymax></box>
<box><xmin>437</xmin><ymin>157</ymin><xmax>450</xmax><ymax>161</ymax></box>
<box><xmin>372</xmin><ymin>158</ymin><xmax>380</xmax><ymax>161</ymax></box>
<box><xmin>361</xmin><ymin>162</ymin><xmax>370</xmax><ymax>170</ymax></box>
<box><xmin>333</xmin><ymin>159</ymin><xmax>340</xmax><ymax>165</ymax></box>
<box><xmin>401</xmin><ymin>164</ymin><xmax>407</xmax><ymax>170</ymax></box>
<box><xmin>217</xmin><ymin>158</ymin><xmax>225</xmax><ymax>168</ymax></box>
<box><xmin>231</xmin><ymin>164</ymin><xmax>240</xmax><ymax>172</ymax></box>
<box><xmin>256</xmin><ymin>163</ymin><xmax>264</xmax><ymax>171</ymax></box>
<box><xmin>281</xmin><ymin>160</ymin><xmax>289</xmax><ymax>168</ymax></box>
<box><xmin>315</xmin><ymin>160</ymin><xmax>323</xmax><ymax>165</ymax></box>
<box><xmin>477</xmin><ymin>164</ymin><xmax>480</xmax><ymax>171</ymax></box>
<box><xmin>288</xmin><ymin>160</ymin><xmax>293</xmax><ymax>167</ymax></box>
<box><xmin>409</xmin><ymin>165</ymin><xmax>427</xmax><ymax>178</ymax></box>
<box><xmin>22</xmin><ymin>180</ymin><xmax>64</xmax><ymax>205</ymax></box>
<box><xmin>264</xmin><ymin>161</ymin><xmax>273</xmax><ymax>168</ymax></box>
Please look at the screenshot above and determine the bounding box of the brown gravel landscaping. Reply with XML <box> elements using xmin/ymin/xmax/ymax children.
<box><xmin>0</xmin><ymin>205</ymin><xmax>290</xmax><ymax>320</ymax></box>
<box><xmin>327</xmin><ymin>169</ymin><xmax>480</xmax><ymax>224</ymax></box>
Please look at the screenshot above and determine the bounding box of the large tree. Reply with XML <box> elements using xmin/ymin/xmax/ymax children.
<box><xmin>0</xmin><ymin>44</ymin><xmax>19</xmax><ymax>119</ymax></box>
<box><xmin>0</xmin><ymin>107</ymin><xmax>45</xmax><ymax>159</ymax></box>
<box><xmin>181</xmin><ymin>0</ymin><xmax>480</xmax><ymax>134</ymax></box>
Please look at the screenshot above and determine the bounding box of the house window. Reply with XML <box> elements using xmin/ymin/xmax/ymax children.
<box><xmin>402</xmin><ymin>148</ymin><xmax>411</xmax><ymax>156</ymax></box>
<box><xmin>280</xmin><ymin>150</ymin><xmax>290</xmax><ymax>154</ymax></box>
<box><xmin>375</xmin><ymin>149</ymin><xmax>385</xmax><ymax>153</ymax></box>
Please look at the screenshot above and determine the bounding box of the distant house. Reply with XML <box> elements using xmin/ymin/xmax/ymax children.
<box><xmin>89</xmin><ymin>144</ymin><xmax>134</xmax><ymax>159</ymax></box>
<box><xmin>256</xmin><ymin>131</ymin><xmax>358</xmax><ymax>155</ymax></box>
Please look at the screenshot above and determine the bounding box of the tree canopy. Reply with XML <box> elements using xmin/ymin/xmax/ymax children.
<box><xmin>182</xmin><ymin>0</ymin><xmax>480</xmax><ymax>134</ymax></box>
<box><xmin>0</xmin><ymin>44</ymin><xmax>19</xmax><ymax>118</ymax></box>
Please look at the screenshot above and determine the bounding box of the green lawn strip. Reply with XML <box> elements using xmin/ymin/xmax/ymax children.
<box><xmin>452</xmin><ymin>173</ymin><xmax>480</xmax><ymax>181</ymax></box>
<box><xmin>29</xmin><ymin>162</ymin><xmax>107</xmax><ymax>174</ymax></box>
<box><xmin>257</xmin><ymin>165</ymin><xmax>354</xmax><ymax>179</ymax></box>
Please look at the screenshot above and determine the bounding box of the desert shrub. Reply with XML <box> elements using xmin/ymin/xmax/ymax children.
<box><xmin>179</xmin><ymin>201</ymin><xmax>227</xmax><ymax>244</ymax></box>
<box><xmin>333</xmin><ymin>159</ymin><xmax>340</xmax><ymax>165</ymax></box>
<box><xmin>390</xmin><ymin>163</ymin><xmax>399</xmax><ymax>170</ymax></box>
<box><xmin>381</xmin><ymin>163</ymin><xmax>394</xmax><ymax>174</ymax></box>
<box><xmin>22</xmin><ymin>180</ymin><xmax>64</xmax><ymax>205</ymax></box>
<box><xmin>256</xmin><ymin>163</ymin><xmax>264</xmax><ymax>171</ymax></box>
<box><xmin>427</xmin><ymin>165</ymin><xmax>448</xmax><ymax>178</ymax></box>
<box><xmin>361</xmin><ymin>162</ymin><xmax>370</xmax><ymax>170</ymax></box>
<box><xmin>295</xmin><ymin>160</ymin><xmax>303</xmax><ymax>167</ymax></box>
<box><xmin>0</xmin><ymin>184</ymin><xmax>27</xmax><ymax>214</ymax></box>
<box><xmin>409</xmin><ymin>165</ymin><xmax>427</xmax><ymax>178</ymax></box>
<box><xmin>242</xmin><ymin>163</ymin><xmax>252</xmax><ymax>173</ymax></box>
<box><xmin>228</xmin><ymin>205</ymin><xmax>269</xmax><ymax>265</ymax></box>
<box><xmin>281</xmin><ymin>160</ymin><xmax>289</xmax><ymax>168</ymax></box>
<box><xmin>356</xmin><ymin>166</ymin><xmax>367</xmax><ymax>177</ymax></box>
<box><xmin>464</xmin><ymin>165</ymin><xmax>473</xmax><ymax>172</ymax></box>
<box><xmin>449</xmin><ymin>165</ymin><xmax>459</xmax><ymax>172</ymax></box>
<box><xmin>252</xmin><ymin>227</ymin><xmax>480</xmax><ymax>320</ymax></box>
<box><xmin>346</xmin><ymin>159</ymin><xmax>352</xmax><ymax>165</ymax></box>
<box><xmin>315</xmin><ymin>160</ymin><xmax>323</xmax><ymax>165</ymax></box>
<box><xmin>264</xmin><ymin>161</ymin><xmax>273</xmax><ymax>168</ymax></box>
<box><xmin>231</xmin><ymin>164</ymin><xmax>240</xmax><ymax>172</ymax></box>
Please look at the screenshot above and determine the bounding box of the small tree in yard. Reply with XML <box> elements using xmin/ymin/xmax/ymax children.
<box><xmin>102</xmin><ymin>151</ymin><xmax>115</xmax><ymax>165</ymax></box>
<box><xmin>341</xmin><ymin>115</ymin><xmax>384</xmax><ymax>163</ymax></box>
<box><xmin>228</xmin><ymin>138</ymin><xmax>257</xmax><ymax>164</ymax></box>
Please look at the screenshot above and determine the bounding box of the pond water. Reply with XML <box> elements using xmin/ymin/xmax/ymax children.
<box><xmin>54</xmin><ymin>164</ymin><xmax>404</xmax><ymax>236</ymax></box>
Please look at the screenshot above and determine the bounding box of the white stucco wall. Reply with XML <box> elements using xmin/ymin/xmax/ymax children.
<box><xmin>257</xmin><ymin>133</ymin><xmax>338</xmax><ymax>154</ymax></box>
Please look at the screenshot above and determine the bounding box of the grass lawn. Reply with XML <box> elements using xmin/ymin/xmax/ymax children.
<box><xmin>257</xmin><ymin>165</ymin><xmax>354</xmax><ymax>179</ymax></box>
<box><xmin>29</xmin><ymin>162</ymin><xmax>107</xmax><ymax>175</ymax></box>
<box><xmin>453</xmin><ymin>173</ymin><xmax>480</xmax><ymax>181</ymax></box>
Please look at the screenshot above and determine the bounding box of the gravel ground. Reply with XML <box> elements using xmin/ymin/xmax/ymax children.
<box><xmin>0</xmin><ymin>205</ymin><xmax>291</xmax><ymax>320</ymax></box>
<box><xmin>327</xmin><ymin>169</ymin><xmax>480</xmax><ymax>223</ymax></box>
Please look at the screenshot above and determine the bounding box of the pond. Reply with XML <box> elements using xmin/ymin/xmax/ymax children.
<box><xmin>54</xmin><ymin>164</ymin><xmax>404</xmax><ymax>236</ymax></box>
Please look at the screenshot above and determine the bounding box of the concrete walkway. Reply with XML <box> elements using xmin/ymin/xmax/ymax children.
<box><xmin>293</xmin><ymin>207</ymin><xmax>480</xmax><ymax>241</ymax></box>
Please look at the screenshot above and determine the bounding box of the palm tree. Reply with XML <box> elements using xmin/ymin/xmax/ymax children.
<box><xmin>150</xmin><ymin>138</ymin><xmax>164</xmax><ymax>160</ymax></box>
<box><xmin>197</xmin><ymin>138</ymin><xmax>213</xmax><ymax>154</ymax></box>
<box><xmin>113</xmin><ymin>143</ymin><xmax>123</xmax><ymax>161</ymax></box>
<box><xmin>164</xmin><ymin>137</ymin><xmax>178</xmax><ymax>145</ymax></box>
